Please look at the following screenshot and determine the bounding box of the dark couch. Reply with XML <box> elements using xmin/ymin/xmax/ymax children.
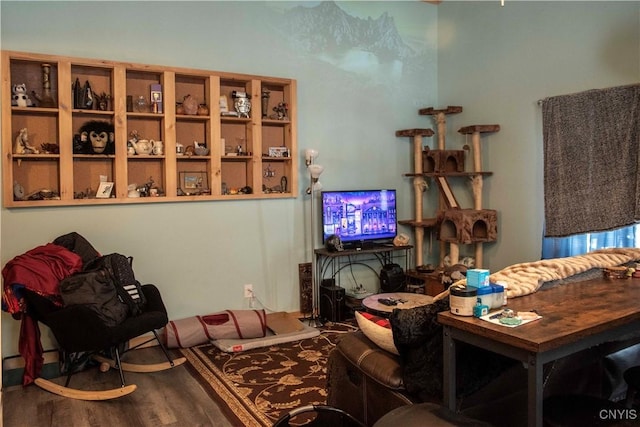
<box><xmin>326</xmin><ymin>297</ymin><xmax>640</xmax><ymax>427</ymax></box>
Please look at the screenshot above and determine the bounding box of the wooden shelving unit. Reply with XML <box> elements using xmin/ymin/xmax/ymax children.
<box><xmin>2</xmin><ymin>51</ymin><xmax>297</xmax><ymax>207</ymax></box>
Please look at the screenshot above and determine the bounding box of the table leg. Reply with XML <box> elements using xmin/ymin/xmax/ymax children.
<box><xmin>443</xmin><ymin>325</ymin><xmax>457</xmax><ymax>411</ymax></box>
<box><xmin>527</xmin><ymin>353</ymin><xmax>543</xmax><ymax>427</ymax></box>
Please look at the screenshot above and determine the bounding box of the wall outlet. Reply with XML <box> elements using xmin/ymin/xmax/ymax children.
<box><xmin>243</xmin><ymin>284</ymin><xmax>253</xmax><ymax>298</ymax></box>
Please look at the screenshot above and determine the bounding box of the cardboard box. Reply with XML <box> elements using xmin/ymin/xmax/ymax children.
<box><xmin>467</xmin><ymin>269</ymin><xmax>490</xmax><ymax>288</ymax></box>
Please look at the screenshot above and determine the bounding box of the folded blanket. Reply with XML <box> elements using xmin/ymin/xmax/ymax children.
<box><xmin>444</xmin><ymin>248</ymin><xmax>640</xmax><ymax>299</ymax></box>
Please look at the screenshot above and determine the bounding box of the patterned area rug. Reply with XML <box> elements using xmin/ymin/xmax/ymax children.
<box><xmin>180</xmin><ymin>321</ymin><xmax>358</xmax><ymax>427</ymax></box>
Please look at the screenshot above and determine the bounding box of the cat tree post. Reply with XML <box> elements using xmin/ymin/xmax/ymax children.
<box><xmin>458</xmin><ymin>124</ymin><xmax>500</xmax><ymax>268</ymax></box>
<box><xmin>420</xmin><ymin>106</ymin><xmax>463</xmax><ymax>265</ymax></box>
<box><xmin>395</xmin><ymin>128</ymin><xmax>435</xmax><ymax>268</ymax></box>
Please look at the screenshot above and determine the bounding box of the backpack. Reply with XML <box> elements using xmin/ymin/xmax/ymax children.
<box><xmin>59</xmin><ymin>269</ymin><xmax>129</xmax><ymax>326</ymax></box>
<box><xmin>83</xmin><ymin>253</ymin><xmax>146</xmax><ymax>317</ymax></box>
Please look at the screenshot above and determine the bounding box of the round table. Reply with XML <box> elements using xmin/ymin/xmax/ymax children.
<box><xmin>362</xmin><ymin>292</ymin><xmax>434</xmax><ymax>317</ymax></box>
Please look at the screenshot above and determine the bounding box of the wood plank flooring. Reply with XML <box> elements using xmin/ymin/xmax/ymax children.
<box><xmin>3</xmin><ymin>347</ymin><xmax>234</xmax><ymax>427</ymax></box>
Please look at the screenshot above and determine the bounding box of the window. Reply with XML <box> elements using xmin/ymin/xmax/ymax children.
<box><xmin>542</xmin><ymin>224</ymin><xmax>640</xmax><ymax>259</ymax></box>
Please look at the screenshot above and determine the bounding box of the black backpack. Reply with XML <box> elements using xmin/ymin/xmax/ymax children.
<box><xmin>59</xmin><ymin>269</ymin><xmax>129</xmax><ymax>326</ymax></box>
<box><xmin>83</xmin><ymin>253</ymin><xmax>147</xmax><ymax>317</ymax></box>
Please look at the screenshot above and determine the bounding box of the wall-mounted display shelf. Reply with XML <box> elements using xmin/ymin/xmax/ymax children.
<box><xmin>2</xmin><ymin>50</ymin><xmax>297</xmax><ymax>207</ymax></box>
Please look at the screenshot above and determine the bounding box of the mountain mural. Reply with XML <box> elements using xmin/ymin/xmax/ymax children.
<box><xmin>281</xmin><ymin>1</ymin><xmax>415</xmax><ymax>63</ymax></box>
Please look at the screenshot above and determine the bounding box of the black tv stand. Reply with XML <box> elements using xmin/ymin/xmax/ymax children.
<box><xmin>314</xmin><ymin>244</ymin><xmax>412</xmax><ymax>299</ymax></box>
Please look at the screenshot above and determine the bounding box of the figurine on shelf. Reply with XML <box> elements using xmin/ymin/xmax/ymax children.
<box><xmin>31</xmin><ymin>63</ymin><xmax>57</xmax><ymax>108</ymax></box>
<box><xmin>197</xmin><ymin>104</ymin><xmax>209</xmax><ymax>116</ymax></box>
<box><xmin>271</xmin><ymin>102</ymin><xmax>288</xmax><ymax>120</ymax></box>
<box><xmin>182</xmin><ymin>94</ymin><xmax>198</xmax><ymax>115</ymax></box>
<box><xmin>232</xmin><ymin>91</ymin><xmax>251</xmax><ymax>118</ymax></box>
<box><xmin>261</xmin><ymin>89</ymin><xmax>270</xmax><ymax>118</ymax></box>
<box><xmin>14</xmin><ymin>128</ymin><xmax>39</xmax><ymax>154</ymax></box>
<box><xmin>11</xmin><ymin>84</ymin><xmax>33</xmax><ymax>107</ymax></box>
<box><xmin>95</xmin><ymin>92</ymin><xmax>112</xmax><ymax>111</ymax></box>
<box><xmin>40</xmin><ymin>143</ymin><xmax>59</xmax><ymax>154</ymax></box>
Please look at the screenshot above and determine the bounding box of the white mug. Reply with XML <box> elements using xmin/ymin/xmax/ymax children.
<box><xmin>152</xmin><ymin>140</ymin><xmax>163</xmax><ymax>155</ymax></box>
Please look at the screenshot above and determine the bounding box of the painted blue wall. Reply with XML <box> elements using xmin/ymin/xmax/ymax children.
<box><xmin>1</xmin><ymin>1</ymin><xmax>638</xmax><ymax>357</ymax></box>
<box><xmin>0</xmin><ymin>1</ymin><xmax>438</xmax><ymax>355</ymax></box>
<box><xmin>438</xmin><ymin>1</ymin><xmax>639</xmax><ymax>267</ymax></box>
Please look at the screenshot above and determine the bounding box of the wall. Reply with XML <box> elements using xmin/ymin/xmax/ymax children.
<box><xmin>2</xmin><ymin>0</ymin><xmax>636</xmax><ymax>358</ymax></box>
<box><xmin>438</xmin><ymin>0</ymin><xmax>639</xmax><ymax>268</ymax></box>
<box><xmin>0</xmin><ymin>1</ymin><xmax>437</xmax><ymax>356</ymax></box>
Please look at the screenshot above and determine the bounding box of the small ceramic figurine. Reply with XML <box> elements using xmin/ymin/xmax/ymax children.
<box><xmin>11</xmin><ymin>84</ymin><xmax>33</xmax><ymax>107</ymax></box>
<box><xmin>14</xmin><ymin>128</ymin><xmax>39</xmax><ymax>154</ymax></box>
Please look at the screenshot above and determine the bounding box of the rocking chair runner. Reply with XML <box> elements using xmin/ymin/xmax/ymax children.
<box><xmin>23</xmin><ymin>283</ymin><xmax>186</xmax><ymax>400</ymax></box>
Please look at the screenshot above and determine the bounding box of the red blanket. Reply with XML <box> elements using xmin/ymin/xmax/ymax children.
<box><xmin>2</xmin><ymin>243</ymin><xmax>82</xmax><ymax>385</ymax></box>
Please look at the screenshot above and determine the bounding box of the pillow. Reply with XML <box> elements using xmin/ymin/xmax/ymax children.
<box><xmin>355</xmin><ymin>310</ymin><xmax>399</xmax><ymax>355</ymax></box>
<box><xmin>165</xmin><ymin>309</ymin><xmax>267</xmax><ymax>348</ymax></box>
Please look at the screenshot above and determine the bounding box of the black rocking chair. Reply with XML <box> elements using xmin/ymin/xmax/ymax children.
<box><xmin>23</xmin><ymin>283</ymin><xmax>185</xmax><ymax>400</ymax></box>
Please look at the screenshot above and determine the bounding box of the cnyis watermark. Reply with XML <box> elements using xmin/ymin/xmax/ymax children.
<box><xmin>599</xmin><ymin>408</ymin><xmax>638</xmax><ymax>421</ymax></box>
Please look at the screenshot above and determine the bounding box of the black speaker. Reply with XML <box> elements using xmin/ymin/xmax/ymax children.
<box><xmin>380</xmin><ymin>263</ymin><xmax>406</xmax><ymax>292</ymax></box>
<box><xmin>320</xmin><ymin>283</ymin><xmax>345</xmax><ymax>322</ymax></box>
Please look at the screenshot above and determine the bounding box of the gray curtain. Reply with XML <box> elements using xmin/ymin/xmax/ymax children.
<box><xmin>542</xmin><ymin>84</ymin><xmax>640</xmax><ymax>237</ymax></box>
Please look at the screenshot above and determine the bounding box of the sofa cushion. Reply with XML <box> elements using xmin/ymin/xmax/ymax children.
<box><xmin>336</xmin><ymin>330</ymin><xmax>405</xmax><ymax>390</ymax></box>
<box><xmin>355</xmin><ymin>310</ymin><xmax>399</xmax><ymax>355</ymax></box>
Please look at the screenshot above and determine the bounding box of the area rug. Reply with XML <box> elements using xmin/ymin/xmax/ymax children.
<box><xmin>180</xmin><ymin>321</ymin><xmax>358</xmax><ymax>427</ymax></box>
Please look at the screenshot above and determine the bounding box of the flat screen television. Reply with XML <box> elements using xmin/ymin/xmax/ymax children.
<box><xmin>321</xmin><ymin>189</ymin><xmax>398</xmax><ymax>249</ymax></box>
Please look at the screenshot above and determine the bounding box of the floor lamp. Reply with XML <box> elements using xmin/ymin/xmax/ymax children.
<box><xmin>305</xmin><ymin>149</ymin><xmax>324</xmax><ymax>324</ymax></box>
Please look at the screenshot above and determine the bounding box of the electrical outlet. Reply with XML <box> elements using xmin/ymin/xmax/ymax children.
<box><xmin>243</xmin><ymin>284</ymin><xmax>253</xmax><ymax>298</ymax></box>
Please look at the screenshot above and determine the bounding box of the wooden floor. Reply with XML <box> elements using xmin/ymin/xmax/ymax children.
<box><xmin>3</xmin><ymin>347</ymin><xmax>235</xmax><ymax>427</ymax></box>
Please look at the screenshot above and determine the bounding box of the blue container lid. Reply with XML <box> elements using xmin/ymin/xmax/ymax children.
<box><xmin>490</xmin><ymin>283</ymin><xmax>505</xmax><ymax>293</ymax></box>
<box><xmin>476</xmin><ymin>286</ymin><xmax>493</xmax><ymax>295</ymax></box>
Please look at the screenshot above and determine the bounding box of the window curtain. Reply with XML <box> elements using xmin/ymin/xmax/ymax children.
<box><xmin>541</xmin><ymin>84</ymin><xmax>640</xmax><ymax>237</ymax></box>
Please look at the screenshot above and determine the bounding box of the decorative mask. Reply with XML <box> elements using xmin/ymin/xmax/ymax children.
<box><xmin>77</xmin><ymin>120</ymin><xmax>115</xmax><ymax>154</ymax></box>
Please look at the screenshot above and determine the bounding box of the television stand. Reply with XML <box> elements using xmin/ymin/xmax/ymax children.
<box><xmin>314</xmin><ymin>245</ymin><xmax>413</xmax><ymax>317</ymax></box>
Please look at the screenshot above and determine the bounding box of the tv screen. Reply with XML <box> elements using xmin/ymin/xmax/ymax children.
<box><xmin>321</xmin><ymin>189</ymin><xmax>397</xmax><ymax>248</ymax></box>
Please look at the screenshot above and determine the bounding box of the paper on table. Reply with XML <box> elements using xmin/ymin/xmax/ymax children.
<box><xmin>480</xmin><ymin>310</ymin><xmax>542</xmax><ymax>328</ymax></box>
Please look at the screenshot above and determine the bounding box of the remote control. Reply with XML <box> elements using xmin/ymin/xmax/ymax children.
<box><xmin>378</xmin><ymin>298</ymin><xmax>398</xmax><ymax>306</ymax></box>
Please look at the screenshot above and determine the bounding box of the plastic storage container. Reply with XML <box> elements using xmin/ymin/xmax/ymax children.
<box><xmin>476</xmin><ymin>286</ymin><xmax>493</xmax><ymax>309</ymax></box>
<box><xmin>490</xmin><ymin>283</ymin><xmax>505</xmax><ymax>308</ymax></box>
<box><xmin>450</xmin><ymin>285</ymin><xmax>477</xmax><ymax>316</ymax></box>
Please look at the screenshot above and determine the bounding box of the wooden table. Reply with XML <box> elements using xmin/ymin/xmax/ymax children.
<box><xmin>438</xmin><ymin>277</ymin><xmax>640</xmax><ymax>427</ymax></box>
<box><xmin>362</xmin><ymin>292</ymin><xmax>434</xmax><ymax>316</ymax></box>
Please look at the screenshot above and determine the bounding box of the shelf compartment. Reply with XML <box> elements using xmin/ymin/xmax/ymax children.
<box><xmin>13</xmin><ymin>157</ymin><xmax>60</xmax><ymax>199</ymax></box>
<box><xmin>71</xmin><ymin>63</ymin><xmax>114</xmax><ymax>111</ymax></box>
<box><xmin>221</xmin><ymin>121</ymin><xmax>252</xmax><ymax>156</ymax></box>
<box><xmin>10</xmin><ymin>59</ymin><xmax>59</xmax><ymax>108</ymax></box>
<box><xmin>127</xmin><ymin>157</ymin><xmax>165</xmax><ymax>196</ymax></box>
<box><xmin>72</xmin><ymin>155</ymin><xmax>116</xmax><ymax>199</ymax></box>
<box><xmin>175</xmin><ymin>74</ymin><xmax>210</xmax><ymax>114</ymax></box>
<box><xmin>220</xmin><ymin>78</ymin><xmax>252</xmax><ymax>119</ymax></box>
<box><xmin>261</xmin><ymin>82</ymin><xmax>290</xmax><ymax>120</ymax></box>
<box><xmin>177</xmin><ymin>160</ymin><xmax>211</xmax><ymax>197</ymax></box>
<box><xmin>221</xmin><ymin>160</ymin><xmax>253</xmax><ymax>194</ymax></box>
<box><xmin>126</xmin><ymin>116</ymin><xmax>164</xmax><ymax>144</ymax></box>
<box><xmin>126</xmin><ymin>69</ymin><xmax>164</xmax><ymax>114</ymax></box>
<box><xmin>261</xmin><ymin>161</ymin><xmax>291</xmax><ymax>194</ymax></box>
<box><xmin>176</xmin><ymin>120</ymin><xmax>209</xmax><ymax>152</ymax></box>
<box><xmin>11</xmin><ymin>111</ymin><xmax>59</xmax><ymax>149</ymax></box>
